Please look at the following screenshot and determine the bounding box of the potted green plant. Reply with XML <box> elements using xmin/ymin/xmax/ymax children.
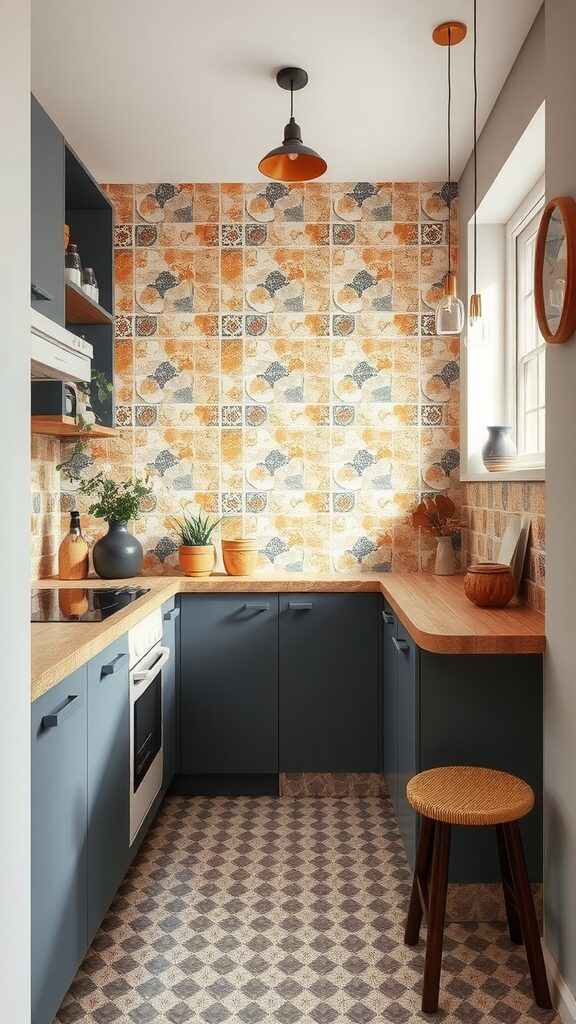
<box><xmin>171</xmin><ymin>510</ymin><xmax>221</xmax><ymax>577</ymax></box>
<box><xmin>57</xmin><ymin>455</ymin><xmax>152</xmax><ymax>578</ymax></box>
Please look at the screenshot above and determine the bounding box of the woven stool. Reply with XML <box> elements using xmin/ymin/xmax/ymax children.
<box><xmin>404</xmin><ymin>765</ymin><xmax>552</xmax><ymax>1014</ymax></box>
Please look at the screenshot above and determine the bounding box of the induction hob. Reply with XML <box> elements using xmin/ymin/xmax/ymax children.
<box><xmin>31</xmin><ymin>586</ymin><xmax>151</xmax><ymax>623</ymax></box>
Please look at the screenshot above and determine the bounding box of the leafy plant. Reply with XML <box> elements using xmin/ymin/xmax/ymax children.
<box><xmin>57</xmin><ymin>455</ymin><xmax>152</xmax><ymax>522</ymax></box>
<box><xmin>74</xmin><ymin>370</ymin><xmax>113</xmax><ymax>430</ymax></box>
<box><xmin>411</xmin><ymin>495</ymin><xmax>460</xmax><ymax>537</ymax></box>
<box><xmin>171</xmin><ymin>510</ymin><xmax>221</xmax><ymax>547</ymax></box>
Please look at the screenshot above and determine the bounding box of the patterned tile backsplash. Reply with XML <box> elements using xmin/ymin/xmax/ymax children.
<box><xmin>31</xmin><ymin>434</ymin><xmax>61</xmax><ymax>579</ymax></box>
<box><xmin>462</xmin><ymin>481</ymin><xmax>545</xmax><ymax>611</ymax></box>
<box><xmin>34</xmin><ymin>181</ymin><xmax>463</xmax><ymax>577</ymax></box>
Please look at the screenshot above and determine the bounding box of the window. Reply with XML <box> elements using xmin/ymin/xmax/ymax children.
<box><xmin>507</xmin><ymin>185</ymin><xmax>545</xmax><ymax>467</ymax></box>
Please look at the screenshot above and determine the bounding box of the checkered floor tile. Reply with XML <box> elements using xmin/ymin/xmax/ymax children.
<box><xmin>56</xmin><ymin>796</ymin><xmax>558</xmax><ymax>1023</ymax></box>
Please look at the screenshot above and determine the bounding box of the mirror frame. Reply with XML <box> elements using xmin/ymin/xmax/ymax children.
<box><xmin>535</xmin><ymin>195</ymin><xmax>576</xmax><ymax>344</ymax></box>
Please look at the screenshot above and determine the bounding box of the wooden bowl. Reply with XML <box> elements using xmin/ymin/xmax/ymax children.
<box><xmin>222</xmin><ymin>538</ymin><xmax>258</xmax><ymax>576</ymax></box>
<box><xmin>463</xmin><ymin>563</ymin><xmax>516</xmax><ymax>608</ymax></box>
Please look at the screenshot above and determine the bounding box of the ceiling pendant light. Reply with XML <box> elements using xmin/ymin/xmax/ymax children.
<box><xmin>467</xmin><ymin>0</ymin><xmax>486</xmax><ymax>346</ymax></box>
<box><xmin>433</xmin><ymin>22</ymin><xmax>466</xmax><ymax>336</ymax></box>
<box><xmin>258</xmin><ymin>67</ymin><xmax>327</xmax><ymax>183</ymax></box>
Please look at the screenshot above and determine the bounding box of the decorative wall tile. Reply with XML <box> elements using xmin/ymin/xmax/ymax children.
<box><xmin>32</xmin><ymin>182</ymin><xmax>462</xmax><ymax>579</ymax></box>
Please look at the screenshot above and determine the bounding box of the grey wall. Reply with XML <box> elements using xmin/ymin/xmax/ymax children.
<box><xmin>544</xmin><ymin>0</ymin><xmax>576</xmax><ymax>1007</ymax></box>
<box><xmin>0</xmin><ymin>1</ymin><xmax>31</xmax><ymax>1021</ymax></box>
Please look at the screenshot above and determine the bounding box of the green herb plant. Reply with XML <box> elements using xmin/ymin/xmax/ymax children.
<box><xmin>171</xmin><ymin>510</ymin><xmax>221</xmax><ymax>547</ymax></box>
<box><xmin>57</xmin><ymin>457</ymin><xmax>153</xmax><ymax>523</ymax></box>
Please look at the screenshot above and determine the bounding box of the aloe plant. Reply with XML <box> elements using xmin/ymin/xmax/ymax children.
<box><xmin>171</xmin><ymin>510</ymin><xmax>221</xmax><ymax>547</ymax></box>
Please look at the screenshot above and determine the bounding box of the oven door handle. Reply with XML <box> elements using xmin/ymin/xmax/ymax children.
<box><xmin>132</xmin><ymin>646</ymin><xmax>170</xmax><ymax>685</ymax></box>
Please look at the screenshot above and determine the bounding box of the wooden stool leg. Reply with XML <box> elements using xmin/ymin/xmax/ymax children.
<box><xmin>405</xmin><ymin>815</ymin><xmax>435</xmax><ymax>945</ymax></box>
<box><xmin>496</xmin><ymin>824</ymin><xmax>522</xmax><ymax>945</ymax></box>
<box><xmin>422</xmin><ymin>822</ymin><xmax>451</xmax><ymax>1014</ymax></box>
<box><xmin>503</xmin><ymin>822</ymin><xmax>552</xmax><ymax>1009</ymax></box>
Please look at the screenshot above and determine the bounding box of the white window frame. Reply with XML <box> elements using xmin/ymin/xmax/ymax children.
<box><xmin>505</xmin><ymin>178</ymin><xmax>546</xmax><ymax>471</ymax></box>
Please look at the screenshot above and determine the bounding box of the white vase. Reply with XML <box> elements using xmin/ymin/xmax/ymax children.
<box><xmin>434</xmin><ymin>536</ymin><xmax>456</xmax><ymax>576</ymax></box>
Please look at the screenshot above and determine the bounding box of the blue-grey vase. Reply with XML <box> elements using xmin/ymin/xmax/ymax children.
<box><xmin>482</xmin><ymin>426</ymin><xmax>517</xmax><ymax>473</ymax></box>
<box><xmin>92</xmin><ymin>520</ymin><xmax>143</xmax><ymax>579</ymax></box>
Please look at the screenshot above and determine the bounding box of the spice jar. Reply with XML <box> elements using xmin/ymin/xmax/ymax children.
<box><xmin>65</xmin><ymin>243</ymin><xmax>82</xmax><ymax>286</ymax></box>
<box><xmin>82</xmin><ymin>267</ymin><xmax>99</xmax><ymax>303</ymax></box>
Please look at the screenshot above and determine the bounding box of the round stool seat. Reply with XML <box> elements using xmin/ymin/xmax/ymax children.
<box><xmin>406</xmin><ymin>766</ymin><xmax>534</xmax><ymax>826</ymax></box>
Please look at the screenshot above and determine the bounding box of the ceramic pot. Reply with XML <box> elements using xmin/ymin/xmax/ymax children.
<box><xmin>464</xmin><ymin>562</ymin><xmax>516</xmax><ymax>607</ymax></box>
<box><xmin>222</xmin><ymin>538</ymin><xmax>258</xmax><ymax>576</ymax></box>
<box><xmin>179</xmin><ymin>544</ymin><xmax>216</xmax><ymax>578</ymax></box>
<box><xmin>434</xmin><ymin>535</ymin><xmax>457</xmax><ymax>576</ymax></box>
<box><xmin>482</xmin><ymin>426</ymin><xmax>517</xmax><ymax>472</ymax></box>
<box><xmin>92</xmin><ymin>520</ymin><xmax>143</xmax><ymax>579</ymax></box>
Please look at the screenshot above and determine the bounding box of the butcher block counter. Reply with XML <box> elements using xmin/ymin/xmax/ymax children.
<box><xmin>31</xmin><ymin>572</ymin><xmax>545</xmax><ymax>701</ymax></box>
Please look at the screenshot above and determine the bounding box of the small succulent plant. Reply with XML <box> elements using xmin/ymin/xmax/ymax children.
<box><xmin>171</xmin><ymin>510</ymin><xmax>221</xmax><ymax>547</ymax></box>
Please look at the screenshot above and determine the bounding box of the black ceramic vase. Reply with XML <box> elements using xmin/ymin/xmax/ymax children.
<box><xmin>93</xmin><ymin>520</ymin><xmax>143</xmax><ymax>579</ymax></box>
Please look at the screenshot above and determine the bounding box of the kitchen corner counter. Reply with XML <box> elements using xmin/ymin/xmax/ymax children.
<box><xmin>31</xmin><ymin>572</ymin><xmax>545</xmax><ymax>701</ymax></box>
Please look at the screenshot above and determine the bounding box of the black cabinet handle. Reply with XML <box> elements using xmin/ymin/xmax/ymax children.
<box><xmin>382</xmin><ymin>611</ymin><xmax>395</xmax><ymax>625</ymax></box>
<box><xmin>101</xmin><ymin>652</ymin><xmax>129</xmax><ymax>676</ymax></box>
<box><xmin>42</xmin><ymin>694</ymin><xmax>82</xmax><ymax>728</ymax></box>
<box><xmin>163</xmin><ymin>607</ymin><xmax>180</xmax><ymax>622</ymax></box>
<box><xmin>288</xmin><ymin>601</ymin><xmax>313</xmax><ymax>610</ymax></box>
<box><xmin>242</xmin><ymin>602</ymin><xmax>269</xmax><ymax>612</ymax></box>
<box><xmin>392</xmin><ymin>637</ymin><xmax>410</xmax><ymax>654</ymax></box>
<box><xmin>31</xmin><ymin>282</ymin><xmax>54</xmax><ymax>301</ymax></box>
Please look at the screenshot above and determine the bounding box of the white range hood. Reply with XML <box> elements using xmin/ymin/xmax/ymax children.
<box><xmin>31</xmin><ymin>308</ymin><xmax>93</xmax><ymax>382</ymax></box>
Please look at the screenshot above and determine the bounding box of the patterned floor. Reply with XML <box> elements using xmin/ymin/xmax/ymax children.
<box><xmin>56</xmin><ymin>796</ymin><xmax>558</xmax><ymax>1024</ymax></box>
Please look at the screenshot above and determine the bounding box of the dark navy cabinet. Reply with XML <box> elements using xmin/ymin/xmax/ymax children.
<box><xmin>279</xmin><ymin>593</ymin><xmax>379</xmax><ymax>772</ymax></box>
<box><xmin>381</xmin><ymin>599</ymin><xmax>543</xmax><ymax>882</ymax></box>
<box><xmin>31</xmin><ymin>95</ymin><xmax>65</xmax><ymax>325</ymax></box>
<box><xmin>180</xmin><ymin>594</ymin><xmax>279</xmax><ymax>774</ymax></box>
<box><xmin>87</xmin><ymin>636</ymin><xmax>130</xmax><ymax>943</ymax></box>
<box><xmin>162</xmin><ymin>598</ymin><xmax>180</xmax><ymax>787</ymax></box>
<box><xmin>32</xmin><ymin>667</ymin><xmax>88</xmax><ymax>1024</ymax></box>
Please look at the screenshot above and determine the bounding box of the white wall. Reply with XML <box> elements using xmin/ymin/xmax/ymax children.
<box><xmin>544</xmin><ymin>0</ymin><xmax>576</xmax><ymax>1016</ymax></box>
<box><xmin>0</xmin><ymin>1</ymin><xmax>31</xmax><ymax>1019</ymax></box>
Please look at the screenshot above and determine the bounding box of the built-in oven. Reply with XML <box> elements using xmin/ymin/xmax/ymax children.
<box><xmin>129</xmin><ymin>609</ymin><xmax>169</xmax><ymax>844</ymax></box>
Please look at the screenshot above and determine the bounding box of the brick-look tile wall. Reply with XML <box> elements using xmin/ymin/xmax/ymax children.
<box><xmin>461</xmin><ymin>481</ymin><xmax>545</xmax><ymax>611</ymax></box>
<box><xmin>31</xmin><ymin>433</ymin><xmax>61</xmax><ymax>579</ymax></box>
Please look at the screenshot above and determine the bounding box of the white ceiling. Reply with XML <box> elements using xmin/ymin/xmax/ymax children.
<box><xmin>32</xmin><ymin>0</ymin><xmax>542</xmax><ymax>184</ymax></box>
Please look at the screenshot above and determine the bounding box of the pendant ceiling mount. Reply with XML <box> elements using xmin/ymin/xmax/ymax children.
<box><xmin>432</xmin><ymin>21</ymin><xmax>467</xmax><ymax>46</ymax></box>
<box><xmin>258</xmin><ymin>66</ymin><xmax>327</xmax><ymax>183</ymax></box>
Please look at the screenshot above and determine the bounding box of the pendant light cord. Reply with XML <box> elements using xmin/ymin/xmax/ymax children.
<box><xmin>473</xmin><ymin>0</ymin><xmax>478</xmax><ymax>296</ymax></box>
<box><xmin>447</xmin><ymin>26</ymin><xmax>452</xmax><ymax>279</ymax></box>
<box><xmin>290</xmin><ymin>79</ymin><xmax>294</xmax><ymax>119</ymax></box>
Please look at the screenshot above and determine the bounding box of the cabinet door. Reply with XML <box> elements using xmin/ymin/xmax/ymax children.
<box><xmin>279</xmin><ymin>593</ymin><xmax>378</xmax><ymax>772</ymax></box>
<box><xmin>395</xmin><ymin>623</ymin><xmax>419</xmax><ymax>869</ymax></box>
<box><xmin>31</xmin><ymin>96</ymin><xmax>65</xmax><ymax>324</ymax></box>
<box><xmin>32</xmin><ymin>668</ymin><xmax>88</xmax><ymax>1024</ymax></box>
<box><xmin>180</xmin><ymin>595</ymin><xmax>278</xmax><ymax>774</ymax></box>
<box><xmin>382</xmin><ymin>602</ymin><xmax>398</xmax><ymax>812</ymax></box>
<box><xmin>87</xmin><ymin>636</ymin><xmax>130</xmax><ymax>942</ymax></box>
<box><xmin>162</xmin><ymin>599</ymin><xmax>180</xmax><ymax>787</ymax></box>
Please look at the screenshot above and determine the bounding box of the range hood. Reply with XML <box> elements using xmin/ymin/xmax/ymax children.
<box><xmin>31</xmin><ymin>308</ymin><xmax>93</xmax><ymax>382</ymax></box>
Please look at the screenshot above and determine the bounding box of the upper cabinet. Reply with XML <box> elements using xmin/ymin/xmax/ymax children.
<box><xmin>31</xmin><ymin>95</ymin><xmax>116</xmax><ymax>428</ymax></box>
<box><xmin>31</xmin><ymin>96</ymin><xmax>65</xmax><ymax>326</ymax></box>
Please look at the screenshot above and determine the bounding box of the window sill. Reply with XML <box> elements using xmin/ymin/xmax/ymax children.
<box><xmin>461</xmin><ymin>466</ymin><xmax>545</xmax><ymax>483</ymax></box>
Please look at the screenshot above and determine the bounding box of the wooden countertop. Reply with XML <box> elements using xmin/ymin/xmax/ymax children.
<box><xmin>31</xmin><ymin>572</ymin><xmax>545</xmax><ymax>701</ymax></box>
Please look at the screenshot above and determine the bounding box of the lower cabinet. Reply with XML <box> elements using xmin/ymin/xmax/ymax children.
<box><xmin>32</xmin><ymin>667</ymin><xmax>88</xmax><ymax>1024</ymax></box>
<box><xmin>180</xmin><ymin>594</ymin><xmax>279</xmax><ymax>774</ymax></box>
<box><xmin>279</xmin><ymin>593</ymin><xmax>379</xmax><ymax>772</ymax></box>
<box><xmin>381</xmin><ymin>598</ymin><xmax>544</xmax><ymax>882</ymax></box>
<box><xmin>87</xmin><ymin>636</ymin><xmax>130</xmax><ymax>943</ymax></box>
<box><xmin>162</xmin><ymin>599</ymin><xmax>180</xmax><ymax>787</ymax></box>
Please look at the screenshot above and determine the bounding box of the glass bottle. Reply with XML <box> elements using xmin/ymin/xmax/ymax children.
<box><xmin>65</xmin><ymin>242</ymin><xmax>82</xmax><ymax>286</ymax></box>
<box><xmin>58</xmin><ymin>511</ymin><xmax>89</xmax><ymax>580</ymax></box>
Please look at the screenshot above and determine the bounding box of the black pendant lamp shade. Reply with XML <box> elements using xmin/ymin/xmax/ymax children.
<box><xmin>258</xmin><ymin>67</ymin><xmax>327</xmax><ymax>183</ymax></box>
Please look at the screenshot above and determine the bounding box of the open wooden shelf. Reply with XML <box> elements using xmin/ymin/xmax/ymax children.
<box><xmin>31</xmin><ymin>416</ymin><xmax>119</xmax><ymax>439</ymax></box>
<box><xmin>65</xmin><ymin>281</ymin><xmax>113</xmax><ymax>325</ymax></box>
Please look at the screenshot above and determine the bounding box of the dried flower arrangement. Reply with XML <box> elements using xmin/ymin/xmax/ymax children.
<box><xmin>411</xmin><ymin>495</ymin><xmax>460</xmax><ymax>537</ymax></box>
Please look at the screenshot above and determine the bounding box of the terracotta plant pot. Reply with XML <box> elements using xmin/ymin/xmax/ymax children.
<box><xmin>179</xmin><ymin>544</ymin><xmax>216</xmax><ymax>578</ymax></box>
<box><xmin>222</xmin><ymin>538</ymin><xmax>258</xmax><ymax>576</ymax></box>
<box><xmin>463</xmin><ymin>562</ymin><xmax>516</xmax><ymax>607</ymax></box>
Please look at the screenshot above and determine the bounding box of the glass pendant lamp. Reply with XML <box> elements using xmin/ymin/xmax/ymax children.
<box><xmin>433</xmin><ymin>22</ymin><xmax>466</xmax><ymax>336</ymax></box>
<box><xmin>467</xmin><ymin>0</ymin><xmax>487</xmax><ymax>346</ymax></box>
<box><xmin>258</xmin><ymin>68</ymin><xmax>327</xmax><ymax>183</ymax></box>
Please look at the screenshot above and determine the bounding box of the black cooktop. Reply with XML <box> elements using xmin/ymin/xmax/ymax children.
<box><xmin>31</xmin><ymin>586</ymin><xmax>151</xmax><ymax>623</ymax></box>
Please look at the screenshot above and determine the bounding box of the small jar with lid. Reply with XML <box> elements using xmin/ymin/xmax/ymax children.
<box><xmin>65</xmin><ymin>242</ymin><xmax>82</xmax><ymax>285</ymax></box>
<box><xmin>82</xmin><ymin>266</ymin><xmax>99</xmax><ymax>303</ymax></box>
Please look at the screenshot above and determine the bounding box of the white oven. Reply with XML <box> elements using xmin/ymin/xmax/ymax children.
<box><xmin>129</xmin><ymin>609</ymin><xmax>169</xmax><ymax>845</ymax></box>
